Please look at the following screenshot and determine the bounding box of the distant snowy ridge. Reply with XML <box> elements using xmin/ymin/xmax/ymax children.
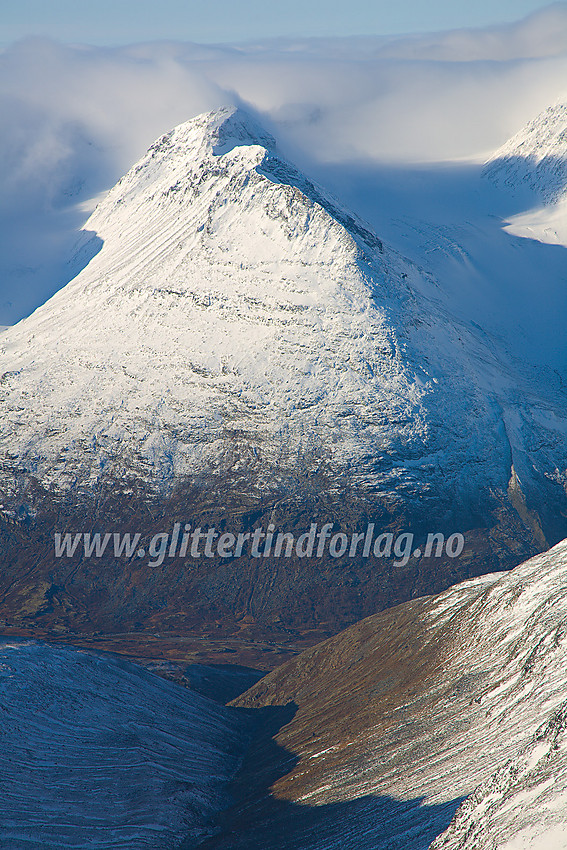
<box><xmin>484</xmin><ymin>99</ymin><xmax>567</xmax><ymax>201</ymax></box>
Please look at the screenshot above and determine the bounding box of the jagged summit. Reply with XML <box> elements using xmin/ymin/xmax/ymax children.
<box><xmin>484</xmin><ymin>99</ymin><xmax>567</xmax><ymax>201</ymax></box>
<box><xmin>208</xmin><ymin>105</ymin><xmax>277</xmax><ymax>155</ymax></box>
<box><xmin>101</xmin><ymin>105</ymin><xmax>381</xmax><ymax>255</ymax></box>
<box><xmin>129</xmin><ymin>106</ymin><xmax>277</xmax><ymax>174</ymax></box>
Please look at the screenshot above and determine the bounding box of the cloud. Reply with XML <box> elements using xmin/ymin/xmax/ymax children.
<box><xmin>0</xmin><ymin>39</ymin><xmax>227</xmax><ymax>213</ymax></box>
<box><xmin>375</xmin><ymin>3</ymin><xmax>567</xmax><ymax>62</ymax></box>
<box><xmin>1</xmin><ymin>5</ymin><xmax>567</xmax><ymax>321</ymax></box>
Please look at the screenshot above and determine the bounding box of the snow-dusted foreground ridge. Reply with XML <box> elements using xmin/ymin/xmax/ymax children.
<box><xmin>0</xmin><ymin>105</ymin><xmax>565</xmax><ymax>536</ymax></box>
<box><xmin>0</xmin><ymin>641</ymin><xmax>248</xmax><ymax>849</ymax></box>
<box><xmin>5</xmin><ymin>530</ymin><xmax>567</xmax><ymax>849</ymax></box>
<box><xmin>218</xmin><ymin>539</ymin><xmax>567</xmax><ymax>848</ymax></box>
<box><xmin>428</xmin><ymin>538</ymin><xmax>567</xmax><ymax>849</ymax></box>
<box><xmin>6</xmin><ymin>543</ymin><xmax>567</xmax><ymax>849</ymax></box>
<box><xmin>432</xmin><ymin>703</ymin><xmax>567</xmax><ymax>849</ymax></box>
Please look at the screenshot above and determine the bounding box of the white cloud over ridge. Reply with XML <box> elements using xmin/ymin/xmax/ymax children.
<box><xmin>375</xmin><ymin>2</ymin><xmax>567</xmax><ymax>61</ymax></box>
<box><xmin>1</xmin><ymin>4</ymin><xmax>567</xmax><ymax>321</ymax></box>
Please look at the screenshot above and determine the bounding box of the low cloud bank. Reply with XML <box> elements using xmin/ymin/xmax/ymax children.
<box><xmin>1</xmin><ymin>5</ymin><xmax>567</xmax><ymax>321</ymax></box>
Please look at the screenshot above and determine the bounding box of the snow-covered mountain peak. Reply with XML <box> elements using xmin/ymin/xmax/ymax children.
<box><xmin>92</xmin><ymin>103</ymin><xmax>377</xmax><ymax>262</ymax></box>
<box><xmin>0</xmin><ymin>106</ymin><xmax>566</xmax><ymax>568</ymax></box>
<box><xmin>0</xmin><ymin>106</ymin><xmax>429</xmax><ymax>495</ymax></box>
<box><xmin>484</xmin><ymin>98</ymin><xmax>567</xmax><ymax>201</ymax></box>
<box><xmin>137</xmin><ymin>105</ymin><xmax>278</xmax><ymax>175</ymax></box>
<box><xmin>142</xmin><ymin>105</ymin><xmax>276</xmax><ymax>164</ymax></box>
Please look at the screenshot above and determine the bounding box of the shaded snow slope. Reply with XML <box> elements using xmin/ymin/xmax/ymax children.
<box><xmin>0</xmin><ymin>640</ymin><xmax>248</xmax><ymax>849</ymax></box>
<box><xmin>484</xmin><ymin>98</ymin><xmax>567</xmax><ymax>248</ymax></box>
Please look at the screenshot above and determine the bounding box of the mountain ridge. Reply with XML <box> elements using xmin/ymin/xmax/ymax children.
<box><xmin>211</xmin><ymin>540</ymin><xmax>567</xmax><ymax>848</ymax></box>
<box><xmin>484</xmin><ymin>98</ymin><xmax>567</xmax><ymax>201</ymax></box>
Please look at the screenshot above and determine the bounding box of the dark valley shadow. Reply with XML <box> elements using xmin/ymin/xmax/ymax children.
<box><xmin>192</xmin><ymin>701</ymin><xmax>464</xmax><ymax>850</ymax></box>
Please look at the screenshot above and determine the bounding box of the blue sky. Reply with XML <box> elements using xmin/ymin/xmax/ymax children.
<box><xmin>0</xmin><ymin>0</ymin><xmax>561</xmax><ymax>44</ymax></box>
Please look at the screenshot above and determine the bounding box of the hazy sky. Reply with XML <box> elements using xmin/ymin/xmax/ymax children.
<box><xmin>1</xmin><ymin>0</ymin><xmax>562</xmax><ymax>44</ymax></box>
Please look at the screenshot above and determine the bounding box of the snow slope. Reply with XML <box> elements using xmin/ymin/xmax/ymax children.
<box><xmin>0</xmin><ymin>106</ymin><xmax>566</xmax><ymax>540</ymax></box>
<box><xmin>0</xmin><ymin>640</ymin><xmax>248</xmax><ymax>849</ymax></box>
<box><xmin>432</xmin><ymin>702</ymin><xmax>567</xmax><ymax>849</ymax></box>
